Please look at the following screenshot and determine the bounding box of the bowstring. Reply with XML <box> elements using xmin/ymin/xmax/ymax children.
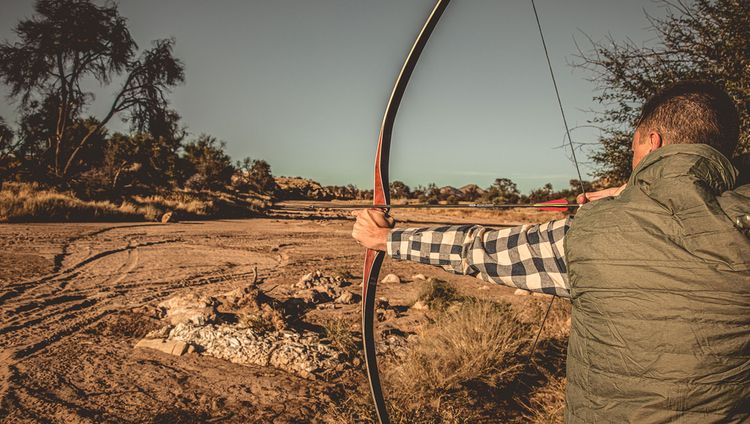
<box><xmin>528</xmin><ymin>0</ymin><xmax>587</xmax><ymax>360</ymax></box>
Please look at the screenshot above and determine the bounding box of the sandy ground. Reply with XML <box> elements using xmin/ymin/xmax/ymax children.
<box><xmin>0</xmin><ymin>204</ymin><xmax>563</xmax><ymax>423</ymax></box>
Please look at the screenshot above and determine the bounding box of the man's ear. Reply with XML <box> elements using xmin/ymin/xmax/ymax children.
<box><xmin>648</xmin><ymin>131</ymin><xmax>663</xmax><ymax>152</ymax></box>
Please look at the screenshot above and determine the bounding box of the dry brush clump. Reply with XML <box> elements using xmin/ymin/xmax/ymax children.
<box><xmin>0</xmin><ymin>182</ymin><xmax>141</xmax><ymax>222</ymax></box>
<box><xmin>328</xmin><ymin>282</ymin><xmax>573</xmax><ymax>423</ymax></box>
<box><xmin>514</xmin><ymin>297</ymin><xmax>571</xmax><ymax>424</ymax></box>
<box><xmin>413</xmin><ymin>277</ymin><xmax>465</xmax><ymax>311</ymax></box>
<box><xmin>124</xmin><ymin>190</ymin><xmax>269</xmax><ymax>221</ymax></box>
<box><xmin>522</xmin><ymin>371</ymin><xmax>567</xmax><ymax>424</ymax></box>
<box><xmin>220</xmin><ymin>282</ymin><xmax>287</xmax><ymax>333</ymax></box>
<box><xmin>320</xmin><ymin>317</ymin><xmax>358</xmax><ymax>360</ymax></box>
<box><xmin>386</xmin><ymin>299</ymin><xmax>532</xmax><ymax>422</ymax></box>
<box><xmin>0</xmin><ymin>182</ymin><xmax>268</xmax><ymax>222</ymax></box>
<box><xmin>515</xmin><ymin>296</ymin><xmax>572</xmax><ymax>341</ymax></box>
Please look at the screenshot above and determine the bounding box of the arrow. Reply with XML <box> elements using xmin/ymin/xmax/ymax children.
<box><xmin>276</xmin><ymin>198</ymin><xmax>577</xmax><ymax>212</ymax></box>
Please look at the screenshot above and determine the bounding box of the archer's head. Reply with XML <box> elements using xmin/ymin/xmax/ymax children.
<box><xmin>631</xmin><ymin>81</ymin><xmax>740</xmax><ymax>170</ymax></box>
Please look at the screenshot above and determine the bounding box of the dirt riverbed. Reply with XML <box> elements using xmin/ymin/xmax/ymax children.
<box><xmin>0</xmin><ymin>204</ymin><xmax>565</xmax><ymax>423</ymax></box>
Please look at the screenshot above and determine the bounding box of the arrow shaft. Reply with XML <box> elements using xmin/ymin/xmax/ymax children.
<box><xmin>277</xmin><ymin>202</ymin><xmax>578</xmax><ymax>210</ymax></box>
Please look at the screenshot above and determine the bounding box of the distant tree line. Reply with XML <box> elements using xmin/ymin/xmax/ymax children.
<box><xmin>0</xmin><ymin>0</ymin><xmax>275</xmax><ymax>201</ymax></box>
<box><xmin>271</xmin><ymin>176</ymin><xmax>592</xmax><ymax>204</ymax></box>
<box><xmin>380</xmin><ymin>178</ymin><xmax>593</xmax><ymax>205</ymax></box>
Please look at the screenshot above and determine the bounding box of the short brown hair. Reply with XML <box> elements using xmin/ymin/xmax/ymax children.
<box><xmin>636</xmin><ymin>81</ymin><xmax>739</xmax><ymax>158</ymax></box>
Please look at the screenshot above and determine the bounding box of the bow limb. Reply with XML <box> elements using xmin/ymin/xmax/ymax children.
<box><xmin>362</xmin><ymin>1</ymin><xmax>451</xmax><ymax>423</ymax></box>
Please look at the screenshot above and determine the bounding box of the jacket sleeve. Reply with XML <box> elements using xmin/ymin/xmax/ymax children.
<box><xmin>387</xmin><ymin>218</ymin><xmax>572</xmax><ymax>297</ymax></box>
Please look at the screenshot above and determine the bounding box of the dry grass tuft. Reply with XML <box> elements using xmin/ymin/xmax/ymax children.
<box><xmin>523</xmin><ymin>372</ymin><xmax>567</xmax><ymax>424</ymax></box>
<box><xmin>414</xmin><ymin>278</ymin><xmax>464</xmax><ymax>311</ymax></box>
<box><xmin>515</xmin><ymin>297</ymin><xmax>570</xmax><ymax>424</ymax></box>
<box><xmin>325</xmin><ymin>296</ymin><xmax>572</xmax><ymax>423</ymax></box>
<box><xmin>515</xmin><ymin>296</ymin><xmax>572</xmax><ymax>341</ymax></box>
<box><xmin>391</xmin><ymin>299</ymin><xmax>529</xmax><ymax>395</ymax></box>
<box><xmin>320</xmin><ymin>317</ymin><xmax>358</xmax><ymax>359</ymax></box>
<box><xmin>0</xmin><ymin>182</ymin><xmax>140</xmax><ymax>222</ymax></box>
<box><xmin>0</xmin><ymin>182</ymin><xmax>269</xmax><ymax>222</ymax></box>
<box><xmin>386</xmin><ymin>299</ymin><xmax>530</xmax><ymax>422</ymax></box>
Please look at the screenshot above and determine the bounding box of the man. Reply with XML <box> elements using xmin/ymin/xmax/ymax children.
<box><xmin>352</xmin><ymin>81</ymin><xmax>750</xmax><ymax>423</ymax></box>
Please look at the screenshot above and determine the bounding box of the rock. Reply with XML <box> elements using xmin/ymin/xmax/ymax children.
<box><xmin>296</xmin><ymin>288</ymin><xmax>332</xmax><ymax>305</ymax></box>
<box><xmin>411</xmin><ymin>274</ymin><xmax>427</xmax><ymax>281</ymax></box>
<box><xmin>532</xmin><ymin>292</ymin><xmax>553</xmax><ymax>298</ymax></box>
<box><xmin>381</xmin><ymin>274</ymin><xmax>401</xmax><ymax>284</ymax></box>
<box><xmin>295</xmin><ymin>273</ymin><xmax>314</xmax><ymax>288</ymax></box>
<box><xmin>411</xmin><ymin>300</ymin><xmax>429</xmax><ymax>311</ymax></box>
<box><xmin>284</xmin><ymin>298</ymin><xmax>307</xmax><ymax>316</ymax></box>
<box><xmin>377</xmin><ymin>309</ymin><xmax>397</xmax><ymax>322</ymax></box>
<box><xmin>294</xmin><ymin>270</ymin><xmax>348</xmax><ymax>290</ymax></box>
<box><xmin>221</xmin><ymin>284</ymin><xmax>286</xmax><ymax>331</ymax></box>
<box><xmin>376</xmin><ymin>297</ymin><xmax>389</xmax><ymax>309</ymax></box>
<box><xmin>514</xmin><ymin>288</ymin><xmax>531</xmax><ymax>296</ymax></box>
<box><xmin>145</xmin><ymin>325</ymin><xmax>173</xmax><ymax>339</ymax></box>
<box><xmin>135</xmin><ymin>338</ymin><xmax>190</xmax><ymax>356</ymax></box>
<box><xmin>158</xmin><ymin>293</ymin><xmax>218</xmax><ymax>326</ymax></box>
<box><xmin>161</xmin><ymin>211</ymin><xmax>176</xmax><ymax>224</ymax></box>
<box><xmin>168</xmin><ymin>323</ymin><xmax>343</xmax><ymax>379</ymax></box>
<box><xmin>477</xmin><ymin>285</ymin><xmax>490</xmax><ymax>291</ymax></box>
<box><xmin>335</xmin><ymin>291</ymin><xmax>354</xmax><ymax>304</ymax></box>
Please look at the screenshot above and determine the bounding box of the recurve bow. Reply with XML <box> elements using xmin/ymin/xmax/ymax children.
<box><xmin>361</xmin><ymin>1</ymin><xmax>451</xmax><ymax>423</ymax></box>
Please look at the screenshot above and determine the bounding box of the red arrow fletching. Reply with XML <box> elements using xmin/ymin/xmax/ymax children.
<box><xmin>536</xmin><ymin>198</ymin><xmax>571</xmax><ymax>211</ymax></box>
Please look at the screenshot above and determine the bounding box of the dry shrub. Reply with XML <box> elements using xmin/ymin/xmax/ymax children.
<box><xmin>236</xmin><ymin>304</ymin><xmax>285</xmax><ymax>333</ymax></box>
<box><xmin>515</xmin><ymin>297</ymin><xmax>570</xmax><ymax>423</ymax></box>
<box><xmin>320</xmin><ymin>317</ymin><xmax>358</xmax><ymax>359</ymax></box>
<box><xmin>0</xmin><ymin>182</ymin><xmax>140</xmax><ymax>222</ymax></box>
<box><xmin>130</xmin><ymin>193</ymin><xmax>210</xmax><ymax>217</ymax></box>
<box><xmin>386</xmin><ymin>299</ymin><xmax>530</xmax><ymax>422</ymax></box>
<box><xmin>220</xmin><ymin>284</ymin><xmax>286</xmax><ymax>333</ymax></box>
<box><xmin>319</xmin><ymin>390</ymin><xmax>377</xmax><ymax>424</ymax></box>
<box><xmin>327</xmin><ymin>297</ymin><xmax>571</xmax><ymax>423</ymax></box>
<box><xmin>128</xmin><ymin>190</ymin><xmax>267</xmax><ymax>220</ymax></box>
<box><xmin>523</xmin><ymin>372</ymin><xmax>567</xmax><ymax>424</ymax></box>
<box><xmin>0</xmin><ymin>182</ymin><xmax>268</xmax><ymax>222</ymax></box>
<box><xmin>414</xmin><ymin>278</ymin><xmax>464</xmax><ymax>310</ymax></box>
<box><xmin>515</xmin><ymin>296</ymin><xmax>572</xmax><ymax>342</ymax></box>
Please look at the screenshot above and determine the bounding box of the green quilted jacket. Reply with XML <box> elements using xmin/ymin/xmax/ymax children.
<box><xmin>564</xmin><ymin>144</ymin><xmax>750</xmax><ymax>423</ymax></box>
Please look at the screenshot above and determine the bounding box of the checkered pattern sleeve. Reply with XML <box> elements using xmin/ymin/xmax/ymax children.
<box><xmin>386</xmin><ymin>217</ymin><xmax>571</xmax><ymax>297</ymax></box>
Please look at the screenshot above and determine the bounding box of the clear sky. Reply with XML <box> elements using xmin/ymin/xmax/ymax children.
<box><xmin>0</xmin><ymin>0</ymin><xmax>664</xmax><ymax>192</ymax></box>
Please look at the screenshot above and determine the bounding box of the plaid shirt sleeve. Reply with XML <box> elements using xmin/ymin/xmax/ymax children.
<box><xmin>386</xmin><ymin>217</ymin><xmax>572</xmax><ymax>297</ymax></box>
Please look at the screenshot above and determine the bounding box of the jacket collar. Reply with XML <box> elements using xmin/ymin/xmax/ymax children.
<box><xmin>629</xmin><ymin>144</ymin><xmax>737</xmax><ymax>193</ymax></box>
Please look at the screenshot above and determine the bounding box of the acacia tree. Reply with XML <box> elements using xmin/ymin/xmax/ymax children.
<box><xmin>0</xmin><ymin>117</ymin><xmax>14</xmax><ymax>170</ymax></box>
<box><xmin>233</xmin><ymin>157</ymin><xmax>277</xmax><ymax>194</ymax></box>
<box><xmin>0</xmin><ymin>0</ymin><xmax>184</xmax><ymax>182</ymax></box>
<box><xmin>182</xmin><ymin>135</ymin><xmax>235</xmax><ymax>191</ymax></box>
<box><xmin>390</xmin><ymin>181</ymin><xmax>411</xmax><ymax>199</ymax></box>
<box><xmin>577</xmin><ymin>0</ymin><xmax>750</xmax><ymax>183</ymax></box>
<box><xmin>481</xmin><ymin>177</ymin><xmax>520</xmax><ymax>204</ymax></box>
